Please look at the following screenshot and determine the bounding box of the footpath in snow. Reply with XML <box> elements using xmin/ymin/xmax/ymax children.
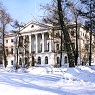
<box><xmin>0</xmin><ymin>66</ymin><xmax>95</xmax><ymax>95</ymax></box>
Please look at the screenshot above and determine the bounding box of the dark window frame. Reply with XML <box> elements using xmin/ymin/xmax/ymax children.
<box><xmin>38</xmin><ymin>57</ymin><xmax>41</xmax><ymax>64</ymax></box>
<box><xmin>45</xmin><ymin>56</ymin><xmax>48</xmax><ymax>64</ymax></box>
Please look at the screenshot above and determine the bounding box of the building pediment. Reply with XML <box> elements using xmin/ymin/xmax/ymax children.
<box><xmin>19</xmin><ymin>21</ymin><xmax>51</xmax><ymax>34</ymax></box>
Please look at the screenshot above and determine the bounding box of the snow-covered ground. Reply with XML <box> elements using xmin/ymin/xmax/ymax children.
<box><xmin>0</xmin><ymin>66</ymin><xmax>95</xmax><ymax>95</ymax></box>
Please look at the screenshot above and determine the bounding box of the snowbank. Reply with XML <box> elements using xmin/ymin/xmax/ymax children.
<box><xmin>0</xmin><ymin>66</ymin><xmax>95</xmax><ymax>95</ymax></box>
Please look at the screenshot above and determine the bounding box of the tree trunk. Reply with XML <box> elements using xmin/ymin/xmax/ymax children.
<box><xmin>57</xmin><ymin>0</ymin><xmax>75</xmax><ymax>67</ymax></box>
<box><xmin>75</xmin><ymin>17</ymin><xmax>78</xmax><ymax>66</ymax></box>
<box><xmin>89</xmin><ymin>0</ymin><xmax>92</xmax><ymax>66</ymax></box>
<box><xmin>2</xmin><ymin>24</ymin><xmax>7</xmax><ymax>68</ymax></box>
<box><xmin>59</xmin><ymin>30</ymin><xmax>63</xmax><ymax>67</ymax></box>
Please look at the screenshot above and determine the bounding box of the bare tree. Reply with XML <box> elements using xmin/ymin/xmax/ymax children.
<box><xmin>78</xmin><ymin>0</ymin><xmax>95</xmax><ymax>66</ymax></box>
<box><xmin>0</xmin><ymin>3</ymin><xmax>12</xmax><ymax>67</ymax></box>
<box><xmin>66</xmin><ymin>1</ymin><xmax>81</xmax><ymax>66</ymax></box>
<box><xmin>41</xmin><ymin>0</ymin><xmax>76</xmax><ymax>67</ymax></box>
<box><xmin>11</xmin><ymin>20</ymin><xmax>24</xmax><ymax>69</ymax></box>
<box><xmin>41</xmin><ymin>0</ymin><xmax>65</xmax><ymax>67</ymax></box>
<box><xmin>57</xmin><ymin>0</ymin><xmax>75</xmax><ymax>67</ymax></box>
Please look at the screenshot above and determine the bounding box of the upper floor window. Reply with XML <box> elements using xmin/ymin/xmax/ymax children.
<box><xmin>56</xmin><ymin>44</ymin><xmax>59</xmax><ymax>50</ymax></box>
<box><xmin>72</xmin><ymin>43</ymin><xmax>75</xmax><ymax>49</ymax></box>
<box><xmin>40</xmin><ymin>43</ymin><xmax>42</xmax><ymax>52</ymax></box>
<box><xmin>47</xmin><ymin>43</ymin><xmax>49</xmax><ymax>51</ymax></box>
<box><xmin>71</xmin><ymin>31</ymin><xmax>74</xmax><ymax>36</ymax></box>
<box><xmin>25</xmin><ymin>35</ymin><xmax>29</xmax><ymax>43</ymax></box>
<box><xmin>19</xmin><ymin>36</ymin><xmax>23</xmax><ymax>46</ymax></box>
<box><xmin>56</xmin><ymin>32</ymin><xmax>60</xmax><ymax>37</ymax></box>
<box><xmin>6</xmin><ymin>49</ymin><xmax>8</xmax><ymax>55</ymax></box>
<box><xmin>11</xmin><ymin>39</ymin><xmax>13</xmax><ymax>42</ymax></box>
<box><xmin>83</xmin><ymin>33</ymin><xmax>85</xmax><ymax>36</ymax></box>
<box><xmin>6</xmin><ymin>40</ymin><xmax>8</xmax><ymax>43</ymax></box>
<box><xmin>11</xmin><ymin>48</ymin><xmax>13</xmax><ymax>54</ymax></box>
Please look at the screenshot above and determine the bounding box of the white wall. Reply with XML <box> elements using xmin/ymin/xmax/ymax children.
<box><xmin>35</xmin><ymin>52</ymin><xmax>55</xmax><ymax>66</ymax></box>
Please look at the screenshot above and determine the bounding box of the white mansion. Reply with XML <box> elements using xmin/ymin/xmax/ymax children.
<box><xmin>5</xmin><ymin>21</ymin><xmax>95</xmax><ymax>67</ymax></box>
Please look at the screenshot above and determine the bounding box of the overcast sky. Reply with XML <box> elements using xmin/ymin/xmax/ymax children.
<box><xmin>1</xmin><ymin>0</ymin><xmax>51</xmax><ymax>31</ymax></box>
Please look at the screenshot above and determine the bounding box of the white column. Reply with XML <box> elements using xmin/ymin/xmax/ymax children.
<box><xmin>49</xmin><ymin>33</ymin><xmax>52</xmax><ymax>52</ymax></box>
<box><xmin>35</xmin><ymin>34</ymin><xmax>38</xmax><ymax>53</ymax></box>
<box><xmin>23</xmin><ymin>36</ymin><xmax>25</xmax><ymax>67</ymax></box>
<box><xmin>29</xmin><ymin>35</ymin><xmax>31</xmax><ymax>54</ymax></box>
<box><xmin>29</xmin><ymin>35</ymin><xmax>32</xmax><ymax>66</ymax></box>
<box><xmin>13</xmin><ymin>35</ymin><xmax>17</xmax><ymax>67</ymax></box>
<box><xmin>42</xmin><ymin>33</ymin><xmax>44</xmax><ymax>53</ymax></box>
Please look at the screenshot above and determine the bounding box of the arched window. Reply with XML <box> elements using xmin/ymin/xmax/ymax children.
<box><xmin>45</xmin><ymin>56</ymin><xmax>48</xmax><ymax>64</ymax></box>
<box><xmin>38</xmin><ymin>57</ymin><xmax>41</xmax><ymax>64</ymax></box>
<box><xmin>64</xmin><ymin>56</ymin><xmax>67</xmax><ymax>64</ymax></box>
<box><xmin>57</xmin><ymin>57</ymin><xmax>60</xmax><ymax>64</ymax></box>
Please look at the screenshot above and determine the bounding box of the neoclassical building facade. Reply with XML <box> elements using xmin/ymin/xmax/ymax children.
<box><xmin>4</xmin><ymin>21</ymin><xmax>95</xmax><ymax>67</ymax></box>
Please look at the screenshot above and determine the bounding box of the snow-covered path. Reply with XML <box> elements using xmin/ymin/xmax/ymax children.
<box><xmin>0</xmin><ymin>66</ymin><xmax>95</xmax><ymax>95</ymax></box>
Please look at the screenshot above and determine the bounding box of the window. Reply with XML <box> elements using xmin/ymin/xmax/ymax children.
<box><xmin>56</xmin><ymin>32</ymin><xmax>60</xmax><ymax>37</ymax></box>
<box><xmin>6</xmin><ymin>49</ymin><xmax>8</xmax><ymax>55</ymax></box>
<box><xmin>25</xmin><ymin>57</ymin><xmax>29</xmax><ymax>66</ymax></box>
<box><xmin>11</xmin><ymin>48</ymin><xmax>13</xmax><ymax>54</ymax></box>
<box><xmin>19</xmin><ymin>36</ymin><xmax>23</xmax><ymax>46</ymax></box>
<box><xmin>31</xmin><ymin>25</ymin><xmax>34</xmax><ymax>28</ymax></box>
<box><xmin>72</xmin><ymin>43</ymin><xmax>75</xmax><ymax>49</ymax></box>
<box><xmin>6</xmin><ymin>40</ymin><xmax>8</xmax><ymax>43</ymax></box>
<box><xmin>11</xmin><ymin>60</ymin><xmax>13</xmax><ymax>65</ymax></box>
<box><xmin>40</xmin><ymin>43</ymin><xmax>42</xmax><ymax>52</ymax></box>
<box><xmin>11</xmin><ymin>39</ymin><xmax>13</xmax><ymax>42</ymax></box>
<box><xmin>71</xmin><ymin>31</ymin><xmax>74</xmax><ymax>36</ymax></box>
<box><xmin>47</xmin><ymin>43</ymin><xmax>49</xmax><ymax>51</ymax></box>
<box><xmin>25</xmin><ymin>35</ymin><xmax>29</xmax><ymax>43</ymax></box>
<box><xmin>38</xmin><ymin>57</ymin><xmax>41</xmax><ymax>64</ymax></box>
<box><xmin>19</xmin><ymin>58</ymin><xmax>22</xmax><ymax>65</ymax></box>
<box><xmin>64</xmin><ymin>56</ymin><xmax>67</xmax><ymax>64</ymax></box>
<box><xmin>57</xmin><ymin>57</ymin><xmax>60</xmax><ymax>64</ymax></box>
<box><xmin>45</xmin><ymin>56</ymin><xmax>48</xmax><ymax>64</ymax></box>
<box><xmin>56</xmin><ymin>44</ymin><xmax>59</xmax><ymax>50</ymax></box>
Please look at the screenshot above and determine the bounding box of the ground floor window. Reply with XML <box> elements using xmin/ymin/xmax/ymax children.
<box><xmin>65</xmin><ymin>56</ymin><xmax>67</xmax><ymax>64</ymax></box>
<box><xmin>57</xmin><ymin>57</ymin><xmax>60</xmax><ymax>64</ymax></box>
<box><xmin>32</xmin><ymin>56</ymin><xmax>34</xmax><ymax>66</ymax></box>
<box><xmin>25</xmin><ymin>57</ymin><xmax>29</xmax><ymax>67</ymax></box>
<box><xmin>38</xmin><ymin>57</ymin><xmax>41</xmax><ymax>64</ymax></box>
<box><xmin>19</xmin><ymin>58</ymin><xmax>22</xmax><ymax>65</ymax></box>
<box><xmin>11</xmin><ymin>60</ymin><xmax>13</xmax><ymax>65</ymax></box>
<box><xmin>0</xmin><ymin>61</ymin><xmax>2</xmax><ymax>64</ymax></box>
<box><xmin>45</xmin><ymin>56</ymin><xmax>48</xmax><ymax>64</ymax></box>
